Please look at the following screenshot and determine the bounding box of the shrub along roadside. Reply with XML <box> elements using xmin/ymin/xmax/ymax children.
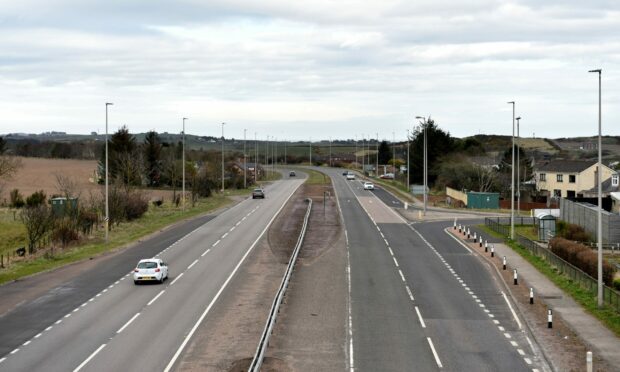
<box><xmin>549</xmin><ymin>237</ymin><xmax>615</xmax><ymax>286</ymax></box>
<box><xmin>480</xmin><ymin>225</ymin><xmax>620</xmax><ymax>337</ymax></box>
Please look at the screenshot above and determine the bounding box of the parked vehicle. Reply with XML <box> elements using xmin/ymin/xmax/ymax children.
<box><xmin>133</xmin><ymin>258</ymin><xmax>168</xmax><ymax>284</ymax></box>
<box><xmin>363</xmin><ymin>181</ymin><xmax>375</xmax><ymax>190</ymax></box>
<box><xmin>380</xmin><ymin>173</ymin><xmax>394</xmax><ymax>179</ymax></box>
<box><xmin>252</xmin><ymin>188</ymin><xmax>265</xmax><ymax>199</ymax></box>
<box><xmin>289</xmin><ymin>171</ymin><xmax>296</xmax><ymax>177</ymax></box>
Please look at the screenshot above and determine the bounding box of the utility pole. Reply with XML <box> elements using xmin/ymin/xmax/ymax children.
<box><xmin>329</xmin><ymin>137</ymin><xmax>332</xmax><ymax>167</ymax></box>
<box><xmin>182</xmin><ymin>117</ymin><xmax>188</xmax><ymax>211</ymax></box>
<box><xmin>362</xmin><ymin>135</ymin><xmax>365</xmax><ymax>174</ymax></box>
<box><xmin>508</xmin><ymin>101</ymin><xmax>515</xmax><ymax>239</ymax></box>
<box><xmin>589</xmin><ymin>68</ymin><xmax>603</xmax><ymax>308</ymax></box>
<box><xmin>105</xmin><ymin>102</ymin><xmax>113</xmax><ymax>243</ymax></box>
<box><xmin>221</xmin><ymin>122</ymin><xmax>225</xmax><ymax>192</ymax></box>
<box><xmin>254</xmin><ymin>132</ymin><xmax>258</xmax><ymax>182</ymax></box>
<box><xmin>516</xmin><ymin>117</ymin><xmax>521</xmax><ymax>216</ymax></box>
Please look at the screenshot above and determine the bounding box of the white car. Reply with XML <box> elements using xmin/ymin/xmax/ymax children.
<box><xmin>363</xmin><ymin>181</ymin><xmax>375</xmax><ymax>190</ymax></box>
<box><xmin>346</xmin><ymin>173</ymin><xmax>355</xmax><ymax>180</ymax></box>
<box><xmin>133</xmin><ymin>258</ymin><xmax>168</xmax><ymax>284</ymax></box>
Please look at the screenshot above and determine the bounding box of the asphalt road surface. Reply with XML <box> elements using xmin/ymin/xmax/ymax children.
<box><xmin>327</xmin><ymin>169</ymin><xmax>548</xmax><ymax>372</ymax></box>
<box><xmin>0</xmin><ymin>175</ymin><xmax>304</xmax><ymax>372</ymax></box>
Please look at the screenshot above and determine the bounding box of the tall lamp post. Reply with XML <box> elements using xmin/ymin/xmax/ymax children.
<box><xmin>589</xmin><ymin>68</ymin><xmax>603</xmax><ymax>308</ymax></box>
<box><xmin>406</xmin><ymin>129</ymin><xmax>410</xmax><ymax>192</ymax></box>
<box><xmin>243</xmin><ymin>129</ymin><xmax>247</xmax><ymax>189</ymax></box>
<box><xmin>309</xmin><ymin>137</ymin><xmax>312</xmax><ymax>164</ymax></box>
<box><xmin>254</xmin><ymin>132</ymin><xmax>258</xmax><ymax>182</ymax></box>
<box><xmin>415</xmin><ymin>116</ymin><xmax>428</xmax><ymax>215</ymax></box>
<box><xmin>392</xmin><ymin>132</ymin><xmax>395</xmax><ymax>178</ymax></box>
<box><xmin>105</xmin><ymin>102</ymin><xmax>113</xmax><ymax>243</ymax></box>
<box><xmin>221</xmin><ymin>122</ymin><xmax>225</xmax><ymax>192</ymax></box>
<box><xmin>182</xmin><ymin>117</ymin><xmax>188</xmax><ymax>211</ymax></box>
<box><xmin>508</xmin><ymin>101</ymin><xmax>516</xmax><ymax>239</ymax></box>
<box><xmin>516</xmin><ymin>116</ymin><xmax>521</xmax><ymax>216</ymax></box>
<box><xmin>376</xmin><ymin>133</ymin><xmax>379</xmax><ymax>177</ymax></box>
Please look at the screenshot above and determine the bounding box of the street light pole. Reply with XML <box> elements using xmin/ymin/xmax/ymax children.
<box><xmin>105</xmin><ymin>102</ymin><xmax>113</xmax><ymax>243</ymax></box>
<box><xmin>376</xmin><ymin>132</ymin><xmax>378</xmax><ymax>177</ymax></box>
<box><xmin>329</xmin><ymin>137</ymin><xmax>332</xmax><ymax>167</ymax></box>
<box><xmin>244</xmin><ymin>128</ymin><xmax>247</xmax><ymax>189</ymax></box>
<box><xmin>392</xmin><ymin>132</ymin><xmax>395</xmax><ymax>177</ymax></box>
<box><xmin>516</xmin><ymin>116</ymin><xmax>521</xmax><ymax>216</ymax></box>
<box><xmin>182</xmin><ymin>117</ymin><xmax>188</xmax><ymax>211</ymax></box>
<box><xmin>508</xmin><ymin>101</ymin><xmax>516</xmax><ymax>240</ymax></box>
<box><xmin>589</xmin><ymin>68</ymin><xmax>603</xmax><ymax>308</ymax></box>
<box><xmin>362</xmin><ymin>134</ymin><xmax>365</xmax><ymax>174</ymax></box>
<box><xmin>406</xmin><ymin>129</ymin><xmax>410</xmax><ymax>192</ymax></box>
<box><xmin>254</xmin><ymin>132</ymin><xmax>258</xmax><ymax>182</ymax></box>
<box><xmin>221</xmin><ymin>122</ymin><xmax>225</xmax><ymax>192</ymax></box>
<box><xmin>309</xmin><ymin>137</ymin><xmax>312</xmax><ymax>165</ymax></box>
<box><xmin>416</xmin><ymin>116</ymin><xmax>428</xmax><ymax>215</ymax></box>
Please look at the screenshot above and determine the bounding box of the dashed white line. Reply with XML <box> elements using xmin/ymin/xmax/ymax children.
<box><xmin>427</xmin><ymin>337</ymin><xmax>443</xmax><ymax>368</ymax></box>
<box><xmin>392</xmin><ymin>257</ymin><xmax>399</xmax><ymax>267</ymax></box>
<box><xmin>229</xmin><ymin>226</ymin><xmax>235</xmax><ymax>232</ymax></box>
<box><xmin>235</xmin><ymin>221</ymin><xmax>241</xmax><ymax>226</ymax></box>
<box><xmin>0</xmin><ymin>357</ymin><xmax>5</xmax><ymax>363</ymax></box>
<box><xmin>147</xmin><ymin>290</ymin><xmax>166</xmax><ymax>306</ymax></box>
<box><xmin>518</xmin><ymin>349</ymin><xmax>525</xmax><ymax>356</ymax></box>
<box><xmin>498</xmin><ymin>326</ymin><xmax>505</xmax><ymax>331</ymax></box>
<box><xmin>117</xmin><ymin>313</ymin><xmax>140</xmax><ymax>334</ymax></box>
<box><xmin>170</xmin><ymin>273</ymin><xmax>184</xmax><ymax>285</ymax></box>
<box><xmin>45</xmin><ymin>326</ymin><xmax>53</xmax><ymax>331</ymax></box>
<box><xmin>511</xmin><ymin>341</ymin><xmax>518</xmax><ymax>347</ymax></box>
<box><xmin>34</xmin><ymin>333</ymin><xmax>42</xmax><ymax>339</ymax></box>
<box><xmin>73</xmin><ymin>343</ymin><xmax>106</xmax><ymax>372</ymax></box>
<box><xmin>213</xmin><ymin>240</ymin><xmax>221</xmax><ymax>247</ymax></box>
<box><xmin>221</xmin><ymin>232</ymin><xmax>228</xmax><ymax>239</ymax></box>
<box><xmin>187</xmin><ymin>259</ymin><xmax>198</xmax><ymax>270</ymax></box>
<box><xmin>10</xmin><ymin>349</ymin><xmax>19</xmax><ymax>355</ymax></box>
<box><xmin>398</xmin><ymin>269</ymin><xmax>406</xmax><ymax>282</ymax></box>
<box><xmin>201</xmin><ymin>249</ymin><xmax>210</xmax><ymax>257</ymax></box>
<box><xmin>23</xmin><ymin>340</ymin><xmax>31</xmax><ymax>346</ymax></box>
<box><xmin>524</xmin><ymin>358</ymin><xmax>532</xmax><ymax>365</ymax></box>
<box><xmin>405</xmin><ymin>285</ymin><xmax>415</xmax><ymax>301</ymax></box>
<box><xmin>415</xmin><ymin>306</ymin><xmax>426</xmax><ymax>328</ymax></box>
<box><xmin>504</xmin><ymin>333</ymin><xmax>512</xmax><ymax>339</ymax></box>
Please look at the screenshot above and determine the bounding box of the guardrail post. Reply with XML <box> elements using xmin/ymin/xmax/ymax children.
<box><xmin>503</xmin><ymin>256</ymin><xmax>507</xmax><ymax>270</ymax></box>
<box><xmin>491</xmin><ymin>244</ymin><xmax>495</xmax><ymax>257</ymax></box>
<box><xmin>513</xmin><ymin>269</ymin><xmax>518</xmax><ymax>285</ymax></box>
<box><xmin>530</xmin><ymin>288</ymin><xmax>534</xmax><ymax>304</ymax></box>
<box><xmin>586</xmin><ymin>351</ymin><xmax>593</xmax><ymax>372</ymax></box>
<box><xmin>547</xmin><ymin>309</ymin><xmax>553</xmax><ymax>328</ymax></box>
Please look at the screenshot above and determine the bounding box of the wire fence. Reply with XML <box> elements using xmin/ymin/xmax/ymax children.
<box><xmin>485</xmin><ymin>217</ymin><xmax>620</xmax><ymax>312</ymax></box>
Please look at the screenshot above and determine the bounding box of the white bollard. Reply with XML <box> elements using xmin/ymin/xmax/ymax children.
<box><xmin>586</xmin><ymin>351</ymin><xmax>593</xmax><ymax>372</ymax></box>
<box><xmin>530</xmin><ymin>288</ymin><xmax>534</xmax><ymax>304</ymax></box>
<box><xmin>548</xmin><ymin>309</ymin><xmax>553</xmax><ymax>328</ymax></box>
<box><xmin>491</xmin><ymin>245</ymin><xmax>495</xmax><ymax>257</ymax></box>
<box><xmin>503</xmin><ymin>256</ymin><xmax>507</xmax><ymax>270</ymax></box>
<box><xmin>473</xmin><ymin>232</ymin><xmax>477</xmax><ymax>243</ymax></box>
<box><xmin>513</xmin><ymin>269</ymin><xmax>518</xmax><ymax>285</ymax></box>
<box><xmin>404</xmin><ymin>202</ymin><xmax>408</xmax><ymax>210</ymax></box>
<box><xmin>484</xmin><ymin>240</ymin><xmax>488</xmax><ymax>252</ymax></box>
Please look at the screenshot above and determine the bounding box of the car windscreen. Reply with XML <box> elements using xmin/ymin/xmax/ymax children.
<box><xmin>137</xmin><ymin>262</ymin><xmax>158</xmax><ymax>269</ymax></box>
<box><xmin>253</xmin><ymin>189</ymin><xmax>262</xmax><ymax>192</ymax></box>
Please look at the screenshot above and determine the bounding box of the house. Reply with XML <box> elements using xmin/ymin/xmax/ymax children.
<box><xmin>612</xmin><ymin>192</ymin><xmax>620</xmax><ymax>214</ymax></box>
<box><xmin>231</xmin><ymin>162</ymin><xmax>263</xmax><ymax>180</ymax></box>
<box><xmin>534</xmin><ymin>160</ymin><xmax>617</xmax><ymax>199</ymax></box>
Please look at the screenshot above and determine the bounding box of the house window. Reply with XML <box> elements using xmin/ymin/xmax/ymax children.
<box><xmin>567</xmin><ymin>190</ymin><xmax>575</xmax><ymax>198</ymax></box>
<box><xmin>539</xmin><ymin>173</ymin><xmax>546</xmax><ymax>181</ymax></box>
<box><xmin>569</xmin><ymin>175</ymin><xmax>576</xmax><ymax>183</ymax></box>
<box><xmin>553</xmin><ymin>189</ymin><xmax>561</xmax><ymax>198</ymax></box>
<box><xmin>613</xmin><ymin>174</ymin><xmax>619</xmax><ymax>187</ymax></box>
<box><xmin>556</xmin><ymin>174</ymin><xmax>563</xmax><ymax>182</ymax></box>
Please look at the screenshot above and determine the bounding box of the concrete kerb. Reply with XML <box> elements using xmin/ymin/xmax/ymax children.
<box><xmin>456</xmin><ymin>227</ymin><xmax>620</xmax><ymax>371</ymax></box>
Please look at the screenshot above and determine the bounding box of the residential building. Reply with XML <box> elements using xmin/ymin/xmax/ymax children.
<box><xmin>534</xmin><ymin>160</ymin><xmax>617</xmax><ymax>199</ymax></box>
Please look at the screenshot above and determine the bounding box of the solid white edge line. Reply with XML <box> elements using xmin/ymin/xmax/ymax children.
<box><xmin>443</xmin><ymin>228</ymin><xmax>473</xmax><ymax>253</ymax></box>
<box><xmin>72</xmin><ymin>343</ymin><xmax>106</xmax><ymax>372</ymax></box>
<box><xmin>170</xmin><ymin>272</ymin><xmax>184</xmax><ymax>285</ymax></box>
<box><xmin>415</xmin><ymin>306</ymin><xmax>426</xmax><ymax>328</ymax></box>
<box><xmin>501</xmin><ymin>291</ymin><xmax>523</xmax><ymax>330</ymax></box>
<box><xmin>147</xmin><ymin>290</ymin><xmax>166</xmax><ymax>306</ymax></box>
<box><xmin>427</xmin><ymin>337</ymin><xmax>443</xmax><ymax>368</ymax></box>
<box><xmin>163</xmin><ymin>178</ymin><xmax>303</xmax><ymax>372</ymax></box>
<box><xmin>0</xmin><ymin>357</ymin><xmax>5</xmax><ymax>363</ymax></box>
<box><xmin>187</xmin><ymin>259</ymin><xmax>198</xmax><ymax>270</ymax></box>
<box><xmin>116</xmin><ymin>313</ymin><xmax>141</xmax><ymax>334</ymax></box>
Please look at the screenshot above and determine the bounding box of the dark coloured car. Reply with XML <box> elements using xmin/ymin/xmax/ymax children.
<box><xmin>289</xmin><ymin>171</ymin><xmax>296</xmax><ymax>177</ymax></box>
<box><xmin>252</xmin><ymin>188</ymin><xmax>265</xmax><ymax>199</ymax></box>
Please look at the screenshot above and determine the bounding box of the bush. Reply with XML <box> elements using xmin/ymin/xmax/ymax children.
<box><xmin>26</xmin><ymin>190</ymin><xmax>46</xmax><ymax>207</ymax></box>
<box><xmin>124</xmin><ymin>192</ymin><xmax>149</xmax><ymax>220</ymax></box>
<box><xmin>152</xmin><ymin>199</ymin><xmax>163</xmax><ymax>207</ymax></box>
<box><xmin>550</xmin><ymin>237</ymin><xmax>615</xmax><ymax>286</ymax></box>
<box><xmin>51</xmin><ymin>220</ymin><xmax>79</xmax><ymax>247</ymax></box>
<box><xmin>556</xmin><ymin>220</ymin><xmax>592</xmax><ymax>242</ymax></box>
<box><xmin>78</xmin><ymin>210</ymin><xmax>98</xmax><ymax>235</ymax></box>
<box><xmin>614</xmin><ymin>278</ymin><xmax>620</xmax><ymax>291</ymax></box>
<box><xmin>10</xmin><ymin>189</ymin><xmax>24</xmax><ymax>208</ymax></box>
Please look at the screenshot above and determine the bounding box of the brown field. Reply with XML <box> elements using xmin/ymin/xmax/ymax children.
<box><xmin>0</xmin><ymin>157</ymin><xmax>174</xmax><ymax>204</ymax></box>
<box><xmin>516</xmin><ymin>137</ymin><xmax>558</xmax><ymax>152</ymax></box>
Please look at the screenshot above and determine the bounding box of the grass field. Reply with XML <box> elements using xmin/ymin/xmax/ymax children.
<box><xmin>480</xmin><ymin>225</ymin><xmax>620</xmax><ymax>337</ymax></box>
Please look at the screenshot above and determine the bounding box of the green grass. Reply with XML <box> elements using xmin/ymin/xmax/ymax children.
<box><xmin>0</xmin><ymin>193</ymin><xmax>241</xmax><ymax>285</ymax></box>
<box><xmin>480</xmin><ymin>225</ymin><xmax>620</xmax><ymax>337</ymax></box>
<box><xmin>0</xmin><ymin>210</ymin><xmax>27</xmax><ymax>257</ymax></box>
<box><xmin>299</xmin><ymin>167</ymin><xmax>331</xmax><ymax>185</ymax></box>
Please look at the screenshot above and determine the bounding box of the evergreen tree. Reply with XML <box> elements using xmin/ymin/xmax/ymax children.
<box><xmin>143</xmin><ymin>131</ymin><xmax>162</xmax><ymax>187</ymax></box>
<box><xmin>97</xmin><ymin>126</ymin><xmax>141</xmax><ymax>185</ymax></box>
<box><xmin>0</xmin><ymin>136</ymin><xmax>6</xmax><ymax>154</ymax></box>
<box><xmin>408</xmin><ymin>118</ymin><xmax>456</xmax><ymax>185</ymax></box>
<box><xmin>377</xmin><ymin>140</ymin><xmax>391</xmax><ymax>165</ymax></box>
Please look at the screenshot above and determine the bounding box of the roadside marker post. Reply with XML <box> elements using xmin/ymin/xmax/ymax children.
<box><xmin>547</xmin><ymin>309</ymin><xmax>553</xmax><ymax>328</ymax></box>
<box><xmin>586</xmin><ymin>351</ymin><xmax>593</xmax><ymax>372</ymax></box>
<box><xmin>513</xmin><ymin>269</ymin><xmax>518</xmax><ymax>285</ymax></box>
<box><xmin>467</xmin><ymin>228</ymin><xmax>470</xmax><ymax>239</ymax></box>
<box><xmin>503</xmin><ymin>256</ymin><xmax>507</xmax><ymax>270</ymax></box>
<box><xmin>453</xmin><ymin>219</ymin><xmax>457</xmax><ymax>230</ymax></box>
<box><xmin>491</xmin><ymin>245</ymin><xmax>495</xmax><ymax>257</ymax></box>
<box><xmin>473</xmin><ymin>232</ymin><xmax>477</xmax><ymax>243</ymax></box>
<box><xmin>530</xmin><ymin>288</ymin><xmax>534</xmax><ymax>304</ymax></box>
<box><xmin>479</xmin><ymin>238</ymin><xmax>483</xmax><ymax>248</ymax></box>
<box><xmin>484</xmin><ymin>240</ymin><xmax>488</xmax><ymax>252</ymax></box>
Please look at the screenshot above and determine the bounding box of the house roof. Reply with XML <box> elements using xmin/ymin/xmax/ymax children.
<box><xmin>536</xmin><ymin>160</ymin><xmax>595</xmax><ymax>173</ymax></box>
<box><xmin>583</xmin><ymin>175</ymin><xmax>620</xmax><ymax>194</ymax></box>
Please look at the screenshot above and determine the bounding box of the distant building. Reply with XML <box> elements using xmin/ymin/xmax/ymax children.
<box><xmin>535</xmin><ymin>160</ymin><xmax>617</xmax><ymax>199</ymax></box>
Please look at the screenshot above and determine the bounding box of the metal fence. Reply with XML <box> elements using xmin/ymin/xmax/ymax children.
<box><xmin>485</xmin><ymin>218</ymin><xmax>620</xmax><ymax>312</ymax></box>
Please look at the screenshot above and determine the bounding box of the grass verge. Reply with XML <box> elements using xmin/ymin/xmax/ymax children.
<box><xmin>304</xmin><ymin>168</ymin><xmax>331</xmax><ymax>185</ymax></box>
<box><xmin>480</xmin><ymin>225</ymin><xmax>620</xmax><ymax>337</ymax></box>
<box><xmin>0</xmin><ymin>193</ymin><xmax>243</xmax><ymax>285</ymax></box>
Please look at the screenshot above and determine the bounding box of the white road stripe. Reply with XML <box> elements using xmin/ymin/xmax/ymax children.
<box><xmin>392</xmin><ymin>257</ymin><xmax>399</xmax><ymax>267</ymax></box>
<box><xmin>116</xmin><ymin>313</ymin><xmax>140</xmax><ymax>334</ymax></box>
<box><xmin>147</xmin><ymin>290</ymin><xmax>166</xmax><ymax>306</ymax></box>
<box><xmin>524</xmin><ymin>358</ymin><xmax>532</xmax><ymax>365</ymax></box>
<box><xmin>34</xmin><ymin>333</ymin><xmax>42</xmax><ymax>338</ymax></box>
<box><xmin>201</xmin><ymin>249</ymin><xmax>210</xmax><ymax>257</ymax></box>
<box><xmin>0</xmin><ymin>357</ymin><xmax>5</xmax><ymax>363</ymax></box>
<box><xmin>45</xmin><ymin>326</ymin><xmax>53</xmax><ymax>331</ymax></box>
<box><xmin>398</xmin><ymin>270</ymin><xmax>406</xmax><ymax>282</ymax></box>
<box><xmin>405</xmin><ymin>285</ymin><xmax>415</xmax><ymax>301</ymax></box>
<box><xmin>427</xmin><ymin>337</ymin><xmax>443</xmax><ymax>368</ymax></box>
<box><xmin>170</xmin><ymin>273</ymin><xmax>184</xmax><ymax>285</ymax></box>
<box><xmin>511</xmin><ymin>341</ymin><xmax>518</xmax><ymax>347</ymax></box>
<box><xmin>187</xmin><ymin>259</ymin><xmax>198</xmax><ymax>270</ymax></box>
<box><xmin>23</xmin><ymin>340</ymin><xmax>31</xmax><ymax>346</ymax></box>
<box><xmin>415</xmin><ymin>306</ymin><xmax>426</xmax><ymax>328</ymax></box>
<box><xmin>501</xmin><ymin>291</ymin><xmax>523</xmax><ymax>329</ymax></box>
<box><xmin>213</xmin><ymin>240</ymin><xmax>221</xmax><ymax>247</ymax></box>
<box><xmin>518</xmin><ymin>349</ymin><xmax>525</xmax><ymax>355</ymax></box>
<box><xmin>73</xmin><ymin>343</ymin><xmax>106</xmax><ymax>372</ymax></box>
<box><xmin>504</xmin><ymin>333</ymin><xmax>512</xmax><ymax>339</ymax></box>
<box><xmin>221</xmin><ymin>232</ymin><xmax>228</xmax><ymax>239</ymax></box>
<box><xmin>10</xmin><ymin>349</ymin><xmax>19</xmax><ymax>354</ymax></box>
<box><xmin>236</xmin><ymin>221</ymin><xmax>241</xmax><ymax>226</ymax></box>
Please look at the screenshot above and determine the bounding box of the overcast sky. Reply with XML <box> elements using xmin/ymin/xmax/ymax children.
<box><xmin>0</xmin><ymin>0</ymin><xmax>618</xmax><ymax>141</ymax></box>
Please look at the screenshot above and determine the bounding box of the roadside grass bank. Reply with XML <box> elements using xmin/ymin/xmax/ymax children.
<box><xmin>0</xmin><ymin>190</ymin><xmax>253</xmax><ymax>285</ymax></box>
<box><xmin>304</xmin><ymin>168</ymin><xmax>331</xmax><ymax>185</ymax></box>
<box><xmin>480</xmin><ymin>225</ymin><xmax>620</xmax><ymax>337</ymax></box>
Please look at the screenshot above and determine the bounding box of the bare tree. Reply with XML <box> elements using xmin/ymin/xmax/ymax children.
<box><xmin>21</xmin><ymin>205</ymin><xmax>54</xmax><ymax>254</ymax></box>
<box><xmin>0</xmin><ymin>155</ymin><xmax>22</xmax><ymax>180</ymax></box>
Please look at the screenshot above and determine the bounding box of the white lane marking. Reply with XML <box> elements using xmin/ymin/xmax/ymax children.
<box><xmin>102</xmin><ymin>289</ymin><xmax>108</xmax><ymax>293</ymax></box>
<box><xmin>405</xmin><ymin>285</ymin><xmax>415</xmax><ymax>301</ymax></box>
<box><xmin>346</xmin><ymin>233</ymin><xmax>355</xmax><ymax>372</ymax></box>
<box><xmin>10</xmin><ymin>349</ymin><xmax>19</xmax><ymax>354</ymax></box>
<box><xmin>81</xmin><ymin>302</ymin><xmax>87</xmax><ymax>308</ymax></box>
<box><xmin>398</xmin><ymin>270</ymin><xmax>406</xmax><ymax>282</ymax></box>
<box><xmin>518</xmin><ymin>349</ymin><xmax>525</xmax><ymax>356</ymax></box>
<box><xmin>73</xmin><ymin>308</ymin><xmax>79</xmax><ymax>313</ymax></box>
<box><xmin>116</xmin><ymin>313</ymin><xmax>141</xmax><ymax>334</ymax></box>
<box><xmin>383</xmin><ymin>238</ymin><xmax>389</xmax><ymax>245</ymax></box>
<box><xmin>34</xmin><ymin>333</ymin><xmax>42</xmax><ymax>339</ymax></box>
<box><xmin>64</xmin><ymin>314</ymin><xmax>71</xmax><ymax>318</ymax></box>
<box><xmin>23</xmin><ymin>340</ymin><xmax>31</xmax><ymax>346</ymax></box>
<box><xmin>147</xmin><ymin>290</ymin><xmax>166</xmax><ymax>306</ymax></box>
<box><xmin>242</xmin><ymin>216</ymin><xmax>247</xmax><ymax>221</ymax></box>
<box><xmin>213</xmin><ymin>240</ymin><xmax>221</xmax><ymax>247</ymax></box>
<box><xmin>388</xmin><ymin>247</ymin><xmax>394</xmax><ymax>256</ymax></box>
<box><xmin>187</xmin><ymin>259</ymin><xmax>198</xmax><ymax>270</ymax></box>
<box><xmin>498</xmin><ymin>326</ymin><xmax>505</xmax><ymax>331</ymax></box>
<box><xmin>0</xmin><ymin>357</ymin><xmax>5</xmax><ymax>363</ymax></box>
<box><xmin>427</xmin><ymin>337</ymin><xmax>443</xmax><ymax>368</ymax></box>
<box><xmin>493</xmin><ymin>320</ymin><xmax>500</xmax><ymax>324</ymax></box>
<box><xmin>221</xmin><ymin>232</ymin><xmax>228</xmax><ymax>239</ymax></box>
<box><xmin>89</xmin><ymin>298</ymin><xmax>94</xmax><ymax>302</ymax></box>
<box><xmin>236</xmin><ymin>221</ymin><xmax>241</xmax><ymax>226</ymax></box>
<box><xmin>170</xmin><ymin>273</ymin><xmax>184</xmax><ymax>285</ymax></box>
<box><xmin>501</xmin><ymin>291</ymin><xmax>522</xmax><ymax>330</ymax></box>
<box><xmin>229</xmin><ymin>226</ymin><xmax>235</xmax><ymax>232</ymax></box>
<box><xmin>504</xmin><ymin>333</ymin><xmax>512</xmax><ymax>339</ymax></box>
<box><xmin>415</xmin><ymin>306</ymin><xmax>426</xmax><ymax>328</ymax></box>
<box><xmin>163</xmin><ymin>180</ymin><xmax>300</xmax><ymax>372</ymax></box>
<box><xmin>392</xmin><ymin>257</ymin><xmax>399</xmax><ymax>267</ymax></box>
<box><xmin>45</xmin><ymin>326</ymin><xmax>53</xmax><ymax>331</ymax></box>
<box><xmin>524</xmin><ymin>358</ymin><xmax>532</xmax><ymax>365</ymax></box>
<box><xmin>201</xmin><ymin>249</ymin><xmax>210</xmax><ymax>257</ymax></box>
<box><xmin>511</xmin><ymin>341</ymin><xmax>518</xmax><ymax>347</ymax></box>
<box><xmin>526</xmin><ymin>336</ymin><xmax>536</xmax><ymax>353</ymax></box>
<box><xmin>73</xmin><ymin>343</ymin><xmax>106</xmax><ymax>372</ymax></box>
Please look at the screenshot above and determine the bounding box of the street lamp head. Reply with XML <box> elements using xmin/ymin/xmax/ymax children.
<box><xmin>588</xmin><ymin>69</ymin><xmax>602</xmax><ymax>73</ymax></box>
<box><xmin>507</xmin><ymin>101</ymin><xmax>515</xmax><ymax>104</ymax></box>
<box><xmin>415</xmin><ymin>116</ymin><xmax>425</xmax><ymax>120</ymax></box>
<box><xmin>106</xmin><ymin>102</ymin><xmax>113</xmax><ymax>106</ymax></box>
<box><xmin>516</xmin><ymin>116</ymin><xmax>521</xmax><ymax>121</ymax></box>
